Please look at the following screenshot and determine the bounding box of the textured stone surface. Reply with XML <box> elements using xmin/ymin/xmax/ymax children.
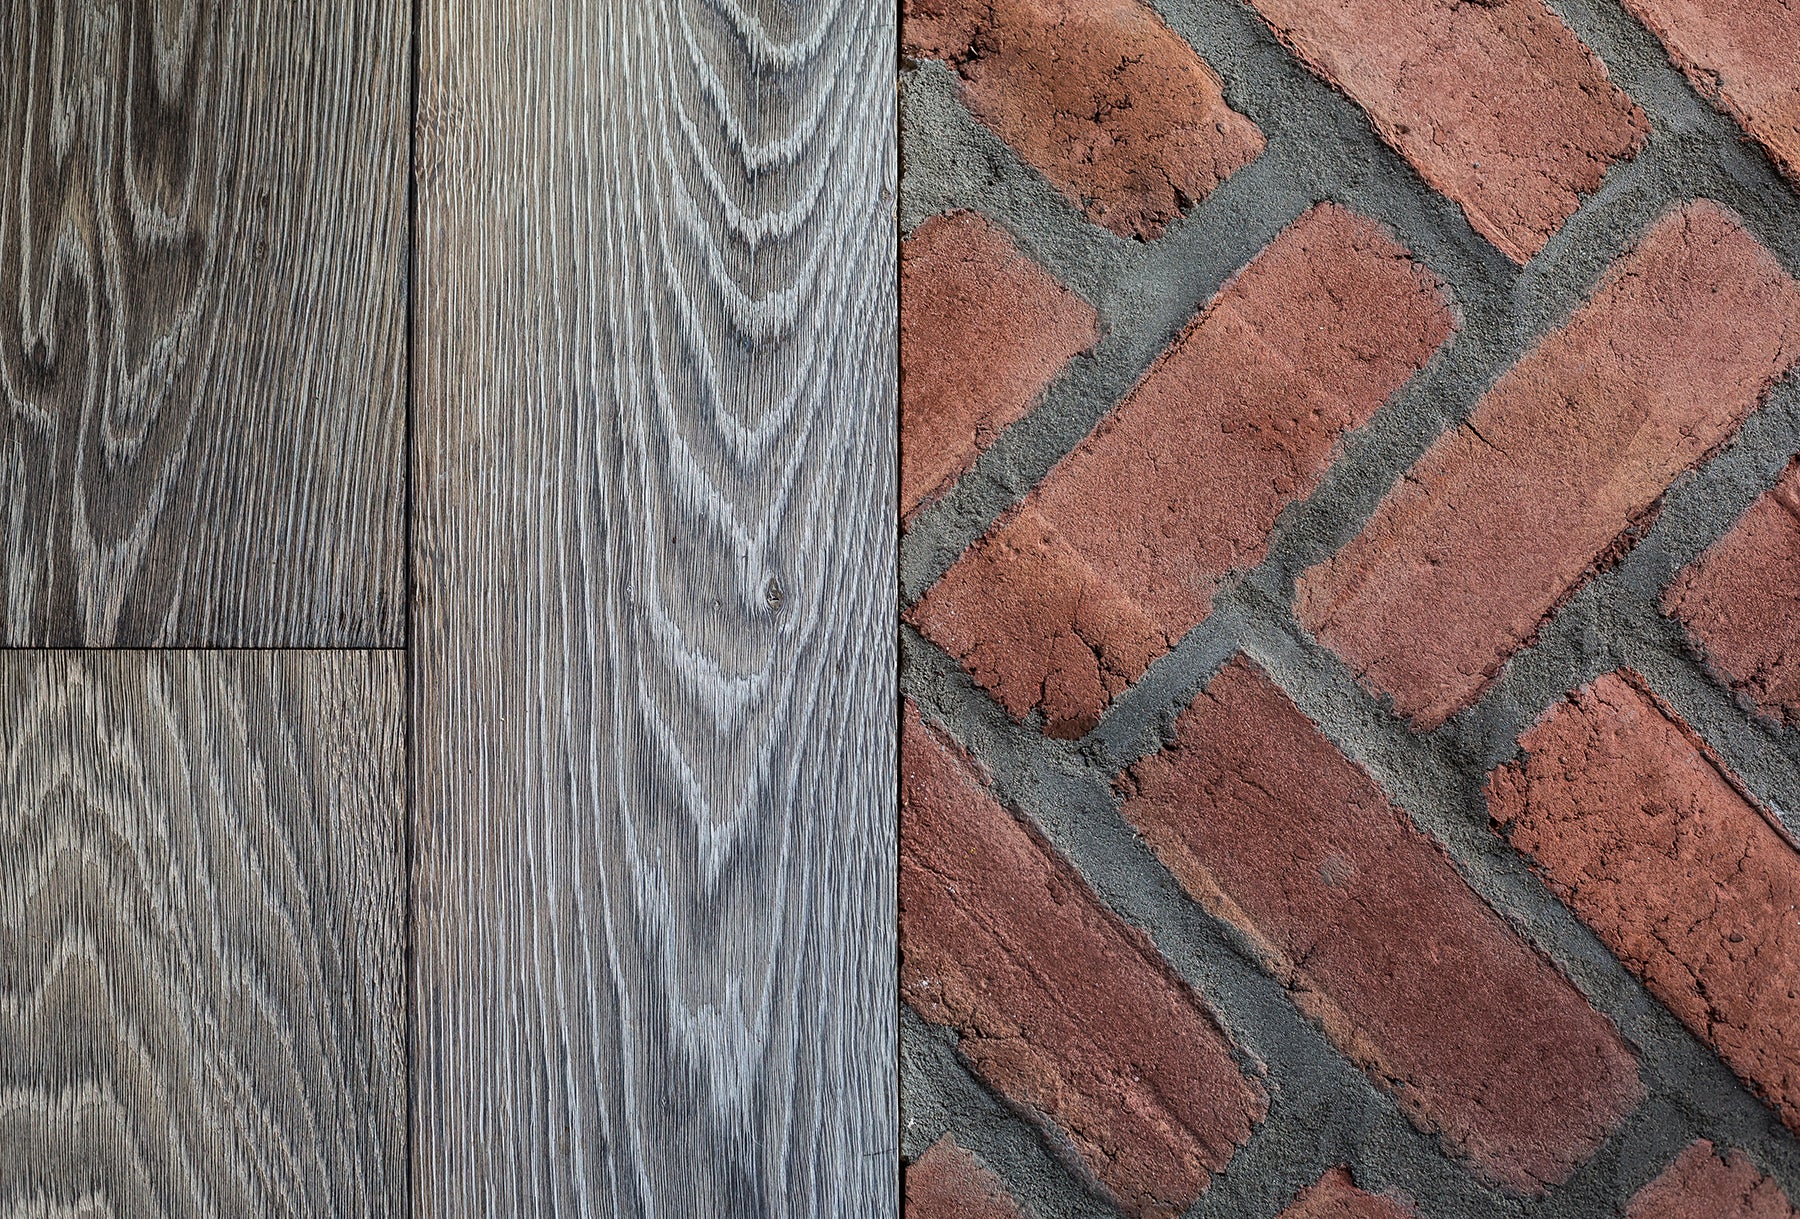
<box><xmin>906</xmin><ymin>1138</ymin><xmax>1030</xmax><ymax>1219</ymax></box>
<box><xmin>1247</xmin><ymin>0</ymin><xmax>1646</xmax><ymax>261</ymax></box>
<box><xmin>1122</xmin><ymin>658</ymin><xmax>1643</xmax><ymax>1194</ymax></box>
<box><xmin>1489</xmin><ymin>672</ymin><xmax>1800</xmax><ymax>1136</ymax></box>
<box><xmin>1665</xmin><ymin>458</ymin><xmax>1800</xmax><ymax>727</ymax></box>
<box><xmin>900</xmin><ymin>703</ymin><xmax>1265</xmax><ymax>1217</ymax></box>
<box><xmin>903</xmin><ymin>0</ymin><xmax>1265</xmax><ymax>239</ymax></box>
<box><xmin>901</xmin><ymin>212</ymin><xmax>1099</xmax><ymax>519</ymax></box>
<box><xmin>1623</xmin><ymin>0</ymin><xmax>1800</xmax><ymax>185</ymax></box>
<box><xmin>1276</xmin><ymin>1169</ymin><xmax>1421</xmax><ymax>1219</ymax></box>
<box><xmin>1625</xmin><ymin>1141</ymin><xmax>1799</xmax><ymax>1219</ymax></box>
<box><xmin>1299</xmin><ymin>201</ymin><xmax>1800</xmax><ymax>729</ymax></box>
<box><xmin>910</xmin><ymin>204</ymin><xmax>1451</xmax><ymax>736</ymax></box>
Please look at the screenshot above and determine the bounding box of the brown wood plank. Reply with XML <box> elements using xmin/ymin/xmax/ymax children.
<box><xmin>0</xmin><ymin>649</ymin><xmax>408</xmax><ymax>1217</ymax></box>
<box><xmin>411</xmin><ymin>0</ymin><xmax>898</xmax><ymax>1213</ymax></box>
<box><xmin>0</xmin><ymin>1</ymin><xmax>409</xmax><ymax>646</ymax></box>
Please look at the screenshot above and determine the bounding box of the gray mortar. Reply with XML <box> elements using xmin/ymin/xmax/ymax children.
<box><xmin>898</xmin><ymin>0</ymin><xmax>1800</xmax><ymax>1214</ymax></box>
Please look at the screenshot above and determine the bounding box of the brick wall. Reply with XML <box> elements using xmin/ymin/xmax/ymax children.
<box><xmin>898</xmin><ymin>0</ymin><xmax>1800</xmax><ymax>1216</ymax></box>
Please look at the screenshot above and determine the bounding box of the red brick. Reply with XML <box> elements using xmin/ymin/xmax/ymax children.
<box><xmin>1622</xmin><ymin>0</ymin><xmax>1800</xmax><ymax>185</ymax></box>
<box><xmin>902</xmin><ymin>213</ymin><xmax>1099</xmax><ymax>519</ymax></box>
<box><xmin>1245</xmin><ymin>0</ymin><xmax>1646</xmax><ymax>263</ymax></box>
<box><xmin>1626</xmin><ymin>1141</ymin><xmax>1799</xmax><ymax>1219</ymax></box>
<box><xmin>1121</xmin><ymin>658</ymin><xmax>1643</xmax><ymax>1194</ymax></box>
<box><xmin>910</xmin><ymin>204</ymin><xmax>1452</xmax><ymax>737</ymax></box>
<box><xmin>1488</xmin><ymin>672</ymin><xmax>1800</xmax><ymax>1136</ymax></box>
<box><xmin>1298</xmin><ymin>202</ymin><xmax>1800</xmax><ymax>730</ymax></box>
<box><xmin>902</xmin><ymin>0</ymin><xmax>1265</xmax><ymax>240</ymax></box>
<box><xmin>1664</xmin><ymin>458</ymin><xmax>1800</xmax><ymax>728</ymax></box>
<box><xmin>906</xmin><ymin>1138</ymin><xmax>1029</xmax><ymax>1219</ymax></box>
<box><xmin>900</xmin><ymin>703</ymin><xmax>1265</xmax><ymax>1218</ymax></box>
<box><xmin>1276</xmin><ymin>1168</ymin><xmax>1419</xmax><ymax>1219</ymax></box>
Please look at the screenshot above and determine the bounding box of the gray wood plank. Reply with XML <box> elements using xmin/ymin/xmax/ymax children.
<box><xmin>0</xmin><ymin>650</ymin><xmax>407</xmax><ymax>1219</ymax></box>
<box><xmin>0</xmin><ymin>1</ymin><xmax>409</xmax><ymax>647</ymax></box>
<box><xmin>411</xmin><ymin>0</ymin><xmax>898</xmax><ymax>1213</ymax></box>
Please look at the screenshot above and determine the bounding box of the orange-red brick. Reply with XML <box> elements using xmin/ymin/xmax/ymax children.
<box><xmin>901</xmin><ymin>212</ymin><xmax>1099</xmax><ymax>519</ymax></box>
<box><xmin>906</xmin><ymin>1138</ymin><xmax>1029</xmax><ymax>1219</ymax></box>
<box><xmin>1122</xmin><ymin>658</ymin><xmax>1642</xmax><ymax>1194</ymax></box>
<box><xmin>900</xmin><ymin>703</ymin><xmax>1265</xmax><ymax>1218</ymax></box>
<box><xmin>1623</xmin><ymin>0</ymin><xmax>1800</xmax><ymax>185</ymax></box>
<box><xmin>1664</xmin><ymin>458</ymin><xmax>1800</xmax><ymax>727</ymax></box>
<box><xmin>1625</xmin><ymin>1140</ymin><xmax>1799</xmax><ymax>1219</ymax></box>
<box><xmin>1488</xmin><ymin>672</ymin><xmax>1800</xmax><ymax>1137</ymax></box>
<box><xmin>1276</xmin><ymin>1169</ymin><xmax>1420</xmax><ymax>1219</ymax></box>
<box><xmin>902</xmin><ymin>0</ymin><xmax>1265</xmax><ymax>240</ymax></box>
<box><xmin>1246</xmin><ymin>0</ymin><xmax>1646</xmax><ymax>262</ymax></box>
<box><xmin>1299</xmin><ymin>202</ymin><xmax>1800</xmax><ymax>729</ymax></box>
<box><xmin>910</xmin><ymin>204</ymin><xmax>1451</xmax><ymax>737</ymax></box>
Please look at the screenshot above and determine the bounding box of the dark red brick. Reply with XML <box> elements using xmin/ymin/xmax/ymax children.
<box><xmin>1664</xmin><ymin>458</ymin><xmax>1800</xmax><ymax>727</ymax></box>
<box><xmin>1298</xmin><ymin>202</ymin><xmax>1800</xmax><ymax>729</ymax></box>
<box><xmin>909</xmin><ymin>204</ymin><xmax>1452</xmax><ymax>737</ymax></box>
<box><xmin>902</xmin><ymin>0</ymin><xmax>1265</xmax><ymax>240</ymax></box>
<box><xmin>1488</xmin><ymin>672</ymin><xmax>1800</xmax><ymax>1136</ymax></box>
<box><xmin>906</xmin><ymin>1137</ymin><xmax>1029</xmax><ymax>1219</ymax></box>
<box><xmin>1246</xmin><ymin>0</ymin><xmax>1646</xmax><ymax>262</ymax></box>
<box><xmin>902</xmin><ymin>212</ymin><xmax>1099</xmax><ymax>519</ymax></box>
<box><xmin>1276</xmin><ymin>1168</ymin><xmax>1419</xmax><ymax>1219</ymax></box>
<box><xmin>1626</xmin><ymin>1140</ymin><xmax>1799</xmax><ymax>1219</ymax></box>
<box><xmin>1122</xmin><ymin>658</ymin><xmax>1643</xmax><ymax>1194</ymax></box>
<box><xmin>900</xmin><ymin>702</ymin><xmax>1265</xmax><ymax>1218</ymax></box>
<box><xmin>1622</xmin><ymin>0</ymin><xmax>1800</xmax><ymax>185</ymax></box>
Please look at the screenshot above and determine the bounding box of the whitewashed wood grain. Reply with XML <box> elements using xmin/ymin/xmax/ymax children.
<box><xmin>0</xmin><ymin>650</ymin><xmax>407</xmax><ymax>1218</ymax></box>
<box><xmin>412</xmin><ymin>0</ymin><xmax>897</xmax><ymax>1213</ymax></box>
<box><xmin>0</xmin><ymin>0</ymin><xmax>409</xmax><ymax>646</ymax></box>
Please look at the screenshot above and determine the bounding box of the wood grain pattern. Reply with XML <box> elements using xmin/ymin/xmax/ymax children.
<box><xmin>0</xmin><ymin>650</ymin><xmax>407</xmax><ymax>1219</ymax></box>
<box><xmin>412</xmin><ymin>0</ymin><xmax>897</xmax><ymax>1213</ymax></box>
<box><xmin>0</xmin><ymin>0</ymin><xmax>409</xmax><ymax>647</ymax></box>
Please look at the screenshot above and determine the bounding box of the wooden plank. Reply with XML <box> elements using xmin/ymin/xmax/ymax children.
<box><xmin>412</xmin><ymin>0</ymin><xmax>898</xmax><ymax>1213</ymax></box>
<box><xmin>0</xmin><ymin>650</ymin><xmax>407</xmax><ymax>1217</ymax></box>
<box><xmin>0</xmin><ymin>1</ymin><xmax>409</xmax><ymax>647</ymax></box>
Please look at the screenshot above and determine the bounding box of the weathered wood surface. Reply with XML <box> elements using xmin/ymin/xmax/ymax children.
<box><xmin>0</xmin><ymin>650</ymin><xmax>407</xmax><ymax>1218</ymax></box>
<box><xmin>412</xmin><ymin>0</ymin><xmax>898</xmax><ymax>1213</ymax></box>
<box><xmin>0</xmin><ymin>0</ymin><xmax>409</xmax><ymax>647</ymax></box>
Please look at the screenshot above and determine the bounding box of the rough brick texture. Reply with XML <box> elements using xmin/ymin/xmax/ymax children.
<box><xmin>1299</xmin><ymin>201</ymin><xmax>1800</xmax><ymax>729</ymax></box>
<box><xmin>1626</xmin><ymin>1141</ymin><xmax>1799</xmax><ymax>1219</ymax></box>
<box><xmin>1622</xmin><ymin>0</ymin><xmax>1800</xmax><ymax>185</ymax></box>
<box><xmin>1488</xmin><ymin>672</ymin><xmax>1800</xmax><ymax>1136</ymax></box>
<box><xmin>1122</xmin><ymin>658</ymin><xmax>1642</xmax><ymax>1193</ymax></box>
<box><xmin>906</xmin><ymin>1138</ymin><xmax>1030</xmax><ymax>1219</ymax></box>
<box><xmin>1664</xmin><ymin>458</ymin><xmax>1800</xmax><ymax>728</ymax></box>
<box><xmin>910</xmin><ymin>204</ymin><xmax>1451</xmax><ymax>737</ymax></box>
<box><xmin>900</xmin><ymin>703</ymin><xmax>1266</xmax><ymax>1218</ymax></box>
<box><xmin>901</xmin><ymin>212</ymin><xmax>1099</xmax><ymax>519</ymax></box>
<box><xmin>1276</xmin><ymin>1169</ymin><xmax>1420</xmax><ymax>1219</ymax></box>
<box><xmin>902</xmin><ymin>0</ymin><xmax>1265</xmax><ymax>240</ymax></box>
<box><xmin>1247</xmin><ymin>0</ymin><xmax>1647</xmax><ymax>262</ymax></box>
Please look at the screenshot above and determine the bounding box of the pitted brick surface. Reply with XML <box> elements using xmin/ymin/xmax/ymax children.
<box><xmin>1276</xmin><ymin>1169</ymin><xmax>1420</xmax><ymax>1219</ymax></box>
<box><xmin>903</xmin><ymin>0</ymin><xmax>1265</xmax><ymax>239</ymax></box>
<box><xmin>1625</xmin><ymin>1141</ymin><xmax>1799</xmax><ymax>1219</ymax></box>
<box><xmin>1489</xmin><ymin>673</ymin><xmax>1800</xmax><ymax>1136</ymax></box>
<box><xmin>906</xmin><ymin>1138</ymin><xmax>1030</xmax><ymax>1219</ymax></box>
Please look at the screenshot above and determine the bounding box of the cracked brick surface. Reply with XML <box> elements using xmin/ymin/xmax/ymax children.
<box><xmin>1625</xmin><ymin>1141</ymin><xmax>1799</xmax><ymax>1219</ymax></box>
<box><xmin>901</xmin><ymin>0</ymin><xmax>1265</xmax><ymax>239</ymax></box>
<box><xmin>905</xmin><ymin>1138</ymin><xmax>1030</xmax><ymax>1219</ymax></box>
<box><xmin>900</xmin><ymin>702</ymin><xmax>1266</xmax><ymax>1218</ymax></box>
<box><xmin>1122</xmin><ymin>658</ymin><xmax>1642</xmax><ymax>1195</ymax></box>
<box><xmin>1299</xmin><ymin>201</ymin><xmax>1800</xmax><ymax>730</ymax></box>
<box><xmin>1665</xmin><ymin>458</ymin><xmax>1800</xmax><ymax>728</ymax></box>
<box><xmin>1246</xmin><ymin>0</ymin><xmax>1647</xmax><ymax>262</ymax></box>
<box><xmin>901</xmin><ymin>212</ymin><xmax>1099</xmax><ymax>519</ymax></box>
<box><xmin>1489</xmin><ymin>673</ymin><xmax>1800</xmax><ymax>1137</ymax></box>
<box><xmin>909</xmin><ymin>203</ymin><xmax>1451</xmax><ymax>737</ymax></box>
<box><xmin>1275</xmin><ymin>1168</ymin><xmax>1420</xmax><ymax>1219</ymax></box>
<box><xmin>1622</xmin><ymin>0</ymin><xmax>1800</xmax><ymax>186</ymax></box>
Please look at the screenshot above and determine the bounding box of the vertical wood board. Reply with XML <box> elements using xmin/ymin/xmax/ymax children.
<box><xmin>412</xmin><ymin>0</ymin><xmax>898</xmax><ymax>1213</ymax></box>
